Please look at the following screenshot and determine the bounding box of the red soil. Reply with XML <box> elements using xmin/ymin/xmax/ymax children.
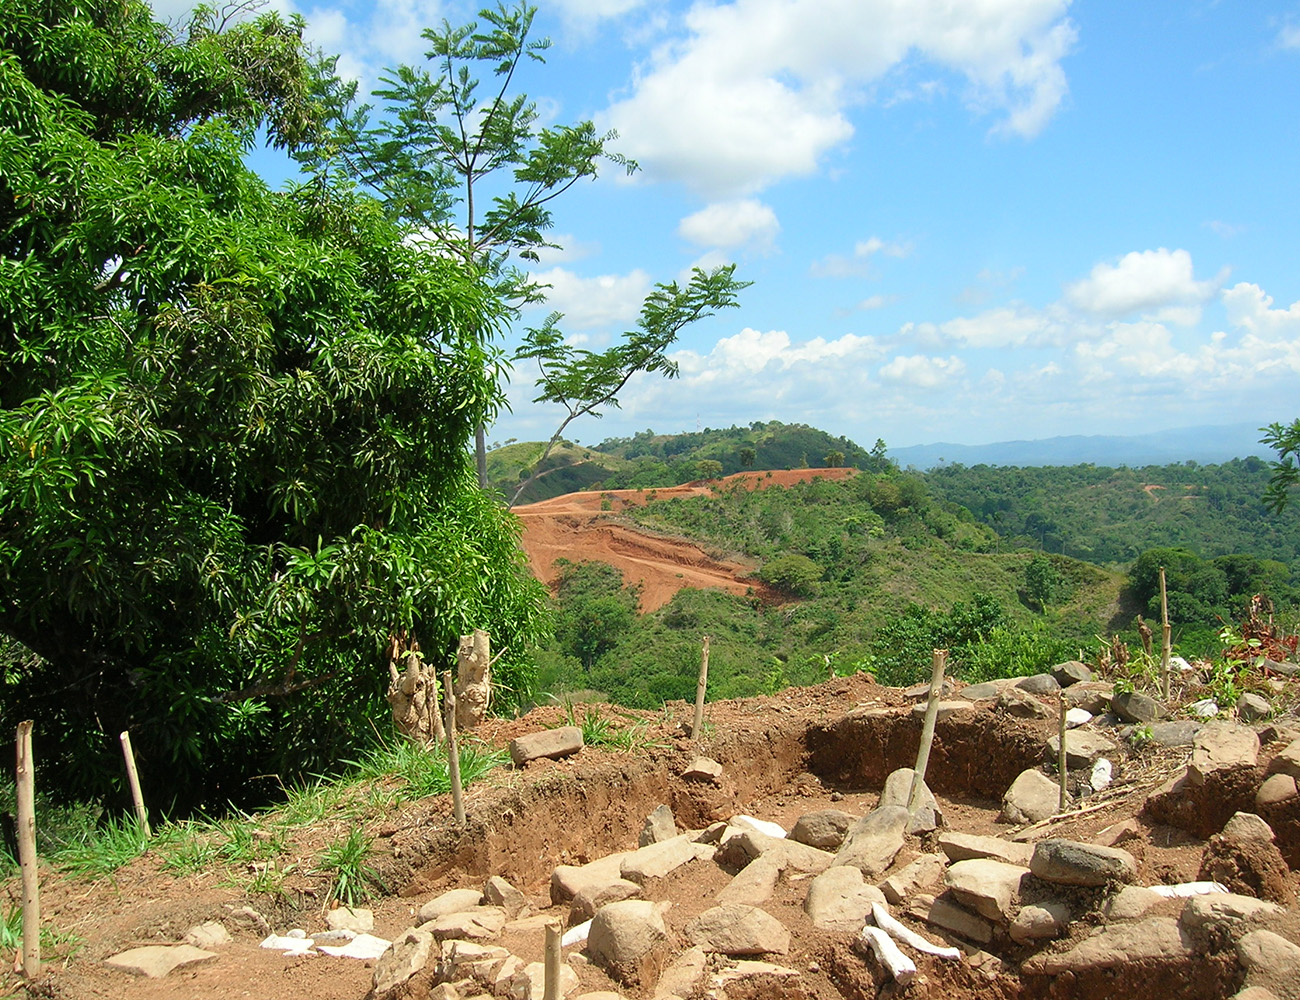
<box><xmin>514</xmin><ymin>468</ymin><xmax>858</xmax><ymax>610</ymax></box>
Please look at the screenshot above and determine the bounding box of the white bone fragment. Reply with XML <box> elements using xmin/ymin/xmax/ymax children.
<box><xmin>859</xmin><ymin>926</ymin><xmax>916</xmax><ymax>986</ymax></box>
<box><xmin>1149</xmin><ymin>882</ymin><xmax>1228</xmax><ymax>898</ymax></box>
<box><xmin>871</xmin><ymin>902</ymin><xmax>960</xmax><ymax>960</ymax></box>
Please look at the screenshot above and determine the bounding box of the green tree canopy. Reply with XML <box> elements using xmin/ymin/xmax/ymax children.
<box><xmin>0</xmin><ymin>0</ymin><xmax>548</xmax><ymax>809</ymax></box>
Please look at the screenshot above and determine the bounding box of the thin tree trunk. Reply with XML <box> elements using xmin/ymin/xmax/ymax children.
<box><xmin>16</xmin><ymin>721</ymin><xmax>40</xmax><ymax>978</ymax></box>
<box><xmin>455</xmin><ymin>629</ymin><xmax>492</xmax><ymax>729</ymax></box>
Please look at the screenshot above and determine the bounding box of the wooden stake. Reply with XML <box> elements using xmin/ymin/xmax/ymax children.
<box><xmin>16</xmin><ymin>721</ymin><xmax>40</xmax><ymax>978</ymax></box>
<box><xmin>1058</xmin><ymin>690</ymin><xmax>1069</xmax><ymax>813</ymax></box>
<box><xmin>1159</xmin><ymin>566</ymin><xmax>1172</xmax><ymax>701</ymax></box>
<box><xmin>908</xmin><ymin>650</ymin><xmax>948</xmax><ymax>814</ymax></box>
<box><xmin>441</xmin><ymin>670</ymin><xmax>465</xmax><ymax>826</ymax></box>
<box><xmin>692</xmin><ymin>635</ymin><xmax>711</xmax><ymax>740</ymax></box>
<box><xmin>542</xmin><ymin>920</ymin><xmax>562</xmax><ymax>1000</ymax></box>
<box><xmin>119</xmin><ymin>731</ymin><xmax>151</xmax><ymax>839</ymax></box>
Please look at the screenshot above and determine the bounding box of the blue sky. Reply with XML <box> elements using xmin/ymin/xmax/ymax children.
<box><xmin>154</xmin><ymin>0</ymin><xmax>1300</xmax><ymax>451</ymax></box>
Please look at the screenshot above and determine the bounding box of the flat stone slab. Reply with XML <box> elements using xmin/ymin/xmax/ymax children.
<box><xmin>1182</xmin><ymin>893</ymin><xmax>1285</xmax><ymax>939</ymax></box>
<box><xmin>105</xmin><ymin>945</ymin><xmax>217</xmax><ymax>979</ymax></box>
<box><xmin>1002</xmin><ymin>768</ymin><xmax>1063</xmax><ymax>824</ymax></box>
<box><xmin>419</xmin><ymin>887</ymin><xmax>484</xmax><ymax>921</ymax></box>
<box><xmin>1010</xmin><ymin>901</ymin><xmax>1071</xmax><ymax>943</ymax></box>
<box><xmin>910</xmin><ymin>700</ymin><xmax>973</xmax><ymax>722</ymax></box>
<box><xmin>552</xmin><ymin>852</ymin><xmax>632</xmax><ymax>903</ymax></box>
<box><xmin>1062</xmin><ymin>682</ymin><xmax>1114</xmax><ymax>713</ymax></box>
<box><xmin>686</xmin><ymin>904</ymin><xmax>790</xmax><ymax>956</ymax></box>
<box><xmin>1238</xmin><ymin>930</ymin><xmax>1300</xmax><ymax>1000</ymax></box>
<box><xmin>683</xmin><ymin>756</ymin><xmax>724</xmax><ymax>781</ymax></box>
<box><xmin>1016</xmin><ymin>673</ymin><xmax>1060</xmax><ymax>694</ymax></box>
<box><xmin>938</xmin><ymin>832</ymin><xmax>1033</xmax><ymax>867</ymax></box>
<box><xmin>510</xmin><ymin>726</ymin><xmax>584</xmax><ymax>766</ymax></box>
<box><xmin>1257</xmin><ymin>773</ymin><xmax>1298</xmax><ymax>807</ymax></box>
<box><xmin>1268</xmin><ymin>739</ymin><xmax>1300</xmax><ymax>780</ymax></box>
<box><xmin>1047</xmin><ymin>730</ymin><xmax>1118</xmax><ymax>769</ymax></box>
<box><xmin>878</xmin><ymin>853</ymin><xmax>946</xmax><ymax>905</ymax></box>
<box><xmin>421</xmin><ymin>905</ymin><xmax>507</xmax><ymax>941</ymax></box>
<box><xmin>374</xmin><ymin>930</ymin><xmax>435</xmax><ymax>995</ymax></box>
<box><xmin>878</xmin><ymin>767</ymin><xmax>942</xmax><ymax>833</ymax></box>
<box><xmin>1051</xmin><ymin>660</ymin><xmax>1094</xmax><ymax>687</ymax></box>
<box><xmin>907</xmin><ymin>892</ymin><xmax>993</xmax><ymax>945</ymax></box>
<box><xmin>790</xmin><ymin>809</ymin><xmax>855</xmax><ymax>850</ymax></box>
<box><xmin>718</xmin><ymin>855</ymin><xmax>785</xmax><ymax>906</ymax></box>
<box><xmin>1146</xmin><ymin>720</ymin><xmax>1203</xmax><ymax>747</ymax></box>
<box><xmin>1112</xmin><ymin>689</ymin><xmax>1164</xmax><ymax>724</ymax></box>
<box><xmin>1022</xmin><ymin>917</ymin><xmax>1194</xmax><ymax>974</ymax></box>
<box><xmin>620</xmin><ymin>834</ymin><xmax>707</xmax><ymax>883</ymax></box>
<box><xmin>722</xmin><ymin>829</ymin><xmax>834</xmax><ymax>873</ymax></box>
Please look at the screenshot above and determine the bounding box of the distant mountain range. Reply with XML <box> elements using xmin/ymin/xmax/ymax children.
<box><xmin>889</xmin><ymin>422</ymin><xmax>1275</xmax><ymax>470</ymax></box>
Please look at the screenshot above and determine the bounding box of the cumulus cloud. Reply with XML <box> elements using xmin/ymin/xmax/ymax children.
<box><xmin>879</xmin><ymin>354</ymin><xmax>966</xmax><ymax>387</ymax></box>
<box><xmin>1064</xmin><ymin>248</ymin><xmax>1222</xmax><ymax>318</ymax></box>
<box><xmin>1279</xmin><ymin>21</ymin><xmax>1300</xmax><ymax>50</ymax></box>
<box><xmin>811</xmin><ymin>236</ymin><xmax>912</xmax><ymax>278</ymax></box>
<box><xmin>678</xmin><ymin>200</ymin><xmax>780</xmax><ymax>252</ymax></box>
<box><xmin>601</xmin><ymin>0</ymin><xmax>1075</xmax><ymax>196</ymax></box>
<box><xmin>1221</xmin><ymin>282</ymin><xmax>1300</xmax><ymax>339</ymax></box>
<box><xmin>529</xmin><ymin>267</ymin><xmax>653</xmax><ymax>330</ymax></box>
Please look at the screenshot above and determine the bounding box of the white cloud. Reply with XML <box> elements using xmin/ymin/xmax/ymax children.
<box><xmin>879</xmin><ymin>354</ymin><xmax>966</xmax><ymax>387</ymax></box>
<box><xmin>1064</xmin><ymin>248</ymin><xmax>1222</xmax><ymax>317</ymax></box>
<box><xmin>678</xmin><ymin>200</ymin><xmax>780</xmax><ymax>252</ymax></box>
<box><xmin>528</xmin><ymin>267</ymin><xmax>653</xmax><ymax>330</ymax></box>
<box><xmin>1278</xmin><ymin>22</ymin><xmax>1300</xmax><ymax>50</ymax></box>
<box><xmin>811</xmin><ymin>236</ymin><xmax>912</xmax><ymax>278</ymax></box>
<box><xmin>548</xmin><ymin>0</ymin><xmax>650</xmax><ymax>36</ymax></box>
<box><xmin>528</xmin><ymin>235</ymin><xmax>602</xmax><ymax>266</ymax></box>
<box><xmin>857</xmin><ymin>294</ymin><xmax>892</xmax><ymax>311</ymax></box>
<box><xmin>1221</xmin><ymin>282</ymin><xmax>1300</xmax><ymax>340</ymax></box>
<box><xmin>937</xmin><ymin>303</ymin><xmax>1069</xmax><ymax>348</ymax></box>
<box><xmin>601</xmin><ymin>0</ymin><xmax>1075</xmax><ymax>196</ymax></box>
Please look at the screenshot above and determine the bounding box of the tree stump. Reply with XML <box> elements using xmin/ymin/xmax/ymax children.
<box><xmin>455</xmin><ymin>629</ymin><xmax>491</xmax><ymax>730</ymax></box>
<box><xmin>386</xmin><ymin>633</ymin><xmax>444</xmax><ymax>744</ymax></box>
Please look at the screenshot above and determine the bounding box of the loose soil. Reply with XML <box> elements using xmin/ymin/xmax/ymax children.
<box><xmin>7</xmin><ymin>673</ymin><xmax>1299</xmax><ymax>1000</ymax></box>
<box><xmin>515</xmin><ymin>468</ymin><xmax>855</xmax><ymax>610</ymax></box>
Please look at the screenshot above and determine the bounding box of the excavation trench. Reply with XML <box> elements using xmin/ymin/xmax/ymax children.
<box><xmin>371</xmin><ymin>683</ymin><xmax>1289</xmax><ymax>1000</ymax></box>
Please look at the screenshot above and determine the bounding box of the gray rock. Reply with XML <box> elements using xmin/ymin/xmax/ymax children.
<box><xmin>639</xmin><ymin>804</ymin><xmax>677</xmax><ymax>847</ymax></box>
<box><xmin>717</xmin><ymin>855</ymin><xmax>784</xmax><ymax>906</ymax></box>
<box><xmin>1062</xmin><ymin>682</ymin><xmax>1115</xmax><ymax>713</ymax></box>
<box><xmin>789</xmin><ymin>809</ymin><xmax>855</xmax><ymax>850</ymax></box>
<box><xmin>1111</xmin><ymin>689</ymin><xmax>1164</xmax><ymax>724</ymax></box>
<box><xmin>1010</xmin><ymin>901</ymin><xmax>1071</xmax><ymax>943</ymax></box>
<box><xmin>422</xmin><ymin>905</ymin><xmax>507</xmax><ymax>941</ymax></box>
<box><xmin>588</xmin><ymin>900</ymin><xmax>670</xmax><ymax>985</ymax></box>
<box><xmin>1030</xmin><ymin>838</ymin><xmax>1136</xmax><ymax>887</ymax></box>
<box><xmin>437</xmin><ymin>939</ymin><xmax>510</xmax><ymax>984</ymax></box>
<box><xmin>183</xmin><ymin>922</ymin><xmax>232</xmax><ymax>949</ymax></box>
<box><xmin>1181</xmin><ymin>893</ymin><xmax>1285</xmax><ymax>942</ymax></box>
<box><xmin>104</xmin><ymin>945</ymin><xmax>218</xmax><ymax>979</ymax></box>
<box><xmin>937</xmin><ymin>832</ymin><xmax>1033</xmax><ymax>867</ymax></box>
<box><xmin>1189</xmin><ymin>721</ymin><xmax>1260</xmax><ymax>785</ymax></box>
<box><xmin>802</xmin><ymin>865</ymin><xmax>886</xmax><ymax>932</ymax></box>
<box><xmin>833</xmin><ymin>805</ymin><xmax>910</xmax><ymax>876</ymax></box>
<box><xmin>909</xmin><ymin>700</ymin><xmax>973</xmax><ymax>722</ymax></box>
<box><xmin>1256</xmin><ymin>773</ymin><xmax>1298</xmax><ymax>807</ymax></box>
<box><xmin>907</xmin><ymin>892</ymin><xmax>993</xmax><ymax>944</ymax></box>
<box><xmin>1268</xmin><ymin>739</ymin><xmax>1300</xmax><ymax>780</ymax></box>
<box><xmin>620</xmin><ymin>834</ymin><xmax>707</xmax><ymax>884</ymax></box>
<box><xmin>1146</xmin><ymin>720</ymin><xmax>1203</xmax><ymax>747</ymax></box>
<box><xmin>482</xmin><ymin>875</ymin><xmax>526</xmax><ymax>917</ymax></box>
<box><xmin>719</xmin><ymin>829</ymin><xmax>834</xmax><ymax>873</ymax></box>
<box><xmin>878</xmin><ymin>853</ymin><xmax>946</xmax><ymax>905</ymax></box>
<box><xmin>551</xmin><ymin>852</ymin><xmax>631</xmax><ymax>904</ymax></box>
<box><xmin>878</xmin><ymin>767</ymin><xmax>942</xmax><ymax>833</ymax></box>
<box><xmin>1239</xmin><ymin>692</ymin><xmax>1272</xmax><ymax>723</ymax></box>
<box><xmin>1001</xmin><ymin>768</ymin><xmax>1064</xmax><ymax>824</ymax></box>
<box><xmin>1021</xmin><ymin>917</ymin><xmax>1193</xmax><ymax>974</ymax></box>
<box><xmin>944</xmin><ymin>859</ymin><xmax>1030</xmax><ymax>923</ymax></box>
<box><xmin>904</xmin><ymin>678</ymin><xmax>955</xmax><ymax>700</ymax></box>
<box><xmin>683</xmin><ymin>756</ymin><xmax>723</xmax><ymax>781</ymax></box>
<box><xmin>373</xmin><ymin>929</ymin><xmax>435</xmax><ymax>994</ymax></box>
<box><xmin>686</xmin><ymin>904</ymin><xmax>790</xmax><ymax>956</ymax></box>
<box><xmin>419</xmin><ymin>887</ymin><xmax>485</xmax><ymax>922</ymax></box>
<box><xmin>1051</xmin><ymin>660</ymin><xmax>1094</xmax><ymax>687</ymax></box>
<box><xmin>1221</xmin><ymin>811</ymin><xmax>1276</xmax><ymax>844</ymax></box>
<box><xmin>1238</xmin><ymin>930</ymin><xmax>1300</xmax><ymax>1000</ymax></box>
<box><xmin>960</xmin><ymin>680</ymin><xmax>1008</xmax><ymax>701</ymax></box>
<box><xmin>654</xmin><ymin>946</ymin><xmax>707</xmax><ymax>1000</ymax></box>
<box><xmin>1046</xmin><ymin>730</ymin><xmax>1119</xmax><ymax>769</ymax></box>
<box><xmin>1103</xmin><ymin>885</ymin><xmax>1163</xmax><ymax>921</ymax></box>
<box><xmin>998</xmin><ymin>685</ymin><xmax>1050</xmax><ymax>718</ymax></box>
<box><xmin>1016</xmin><ymin>673</ymin><xmax>1060</xmax><ymax>694</ymax></box>
<box><xmin>326</xmin><ymin>906</ymin><xmax>373</xmax><ymax>933</ymax></box>
<box><xmin>509</xmin><ymin>960</ymin><xmax>579</xmax><ymax>1000</ymax></box>
<box><xmin>1261</xmin><ymin>659</ymin><xmax>1300</xmax><ymax>678</ymax></box>
<box><xmin>570</xmin><ymin>879</ymin><xmax>644</xmax><ymax>924</ymax></box>
<box><xmin>509</xmin><ymin>725</ymin><xmax>584</xmax><ymax>766</ymax></box>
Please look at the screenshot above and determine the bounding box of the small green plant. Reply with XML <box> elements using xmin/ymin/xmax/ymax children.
<box><xmin>1</xmin><ymin>904</ymin><xmax>82</xmax><ymax>961</ymax></box>
<box><xmin>1129</xmin><ymin>724</ymin><xmax>1154</xmax><ymax>747</ymax></box>
<box><xmin>228</xmin><ymin>859</ymin><xmax>295</xmax><ymax>900</ymax></box>
<box><xmin>318</xmin><ymin>828</ymin><xmax>386</xmax><ymax>906</ymax></box>
<box><xmin>52</xmin><ymin>814</ymin><xmax>149</xmax><ymax>877</ymax></box>
<box><xmin>156</xmin><ymin>826</ymin><xmax>220</xmax><ymax>875</ymax></box>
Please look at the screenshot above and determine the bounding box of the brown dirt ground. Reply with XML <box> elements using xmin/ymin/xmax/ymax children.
<box><xmin>515</xmin><ymin>468</ymin><xmax>856</xmax><ymax>610</ymax></box>
<box><xmin>6</xmin><ymin>673</ymin><xmax>1299</xmax><ymax>1000</ymax></box>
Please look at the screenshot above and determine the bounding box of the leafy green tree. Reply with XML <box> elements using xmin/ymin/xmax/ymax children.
<box><xmin>0</xmin><ymin>0</ymin><xmax>548</xmax><ymax>809</ymax></box>
<box><xmin>697</xmin><ymin>459</ymin><xmax>724</xmax><ymax>479</ymax></box>
<box><xmin>739</xmin><ymin>446</ymin><xmax>756</xmax><ymax>469</ymax></box>
<box><xmin>759</xmin><ymin>554</ymin><xmax>823</xmax><ymax>597</ymax></box>
<box><xmin>511</xmin><ymin>266</ymin><xmax>747</xmax><ymax>504</ymax></box>
<box><xmin>1261</xmin><ymin>419</ymin><xmax>1300</xmax><ymax>513</ymax></box>
<box><xmin>302</xmin><ymin>1</ymin><xmax>635</xmax><ymax>486</ymax></box>
<box><xmin>552</xmin><ymin>560</ymin><xmax>639</xmax><ymax>671</ymax></box>
<box><xmin>1023</xmin><ymin>554</ymin><xmax>1060</xmax><ymax>612</ymax></box>
<box><xmin>824</xmin><ymin>449</ymin><xmax>845</xmax><ymax>468</ymax></box>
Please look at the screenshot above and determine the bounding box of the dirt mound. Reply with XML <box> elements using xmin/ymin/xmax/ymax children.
<box><xmin>515</xmin><ymin>468</ymin><xmax>856</xmax><ymax>610</ymax></box>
